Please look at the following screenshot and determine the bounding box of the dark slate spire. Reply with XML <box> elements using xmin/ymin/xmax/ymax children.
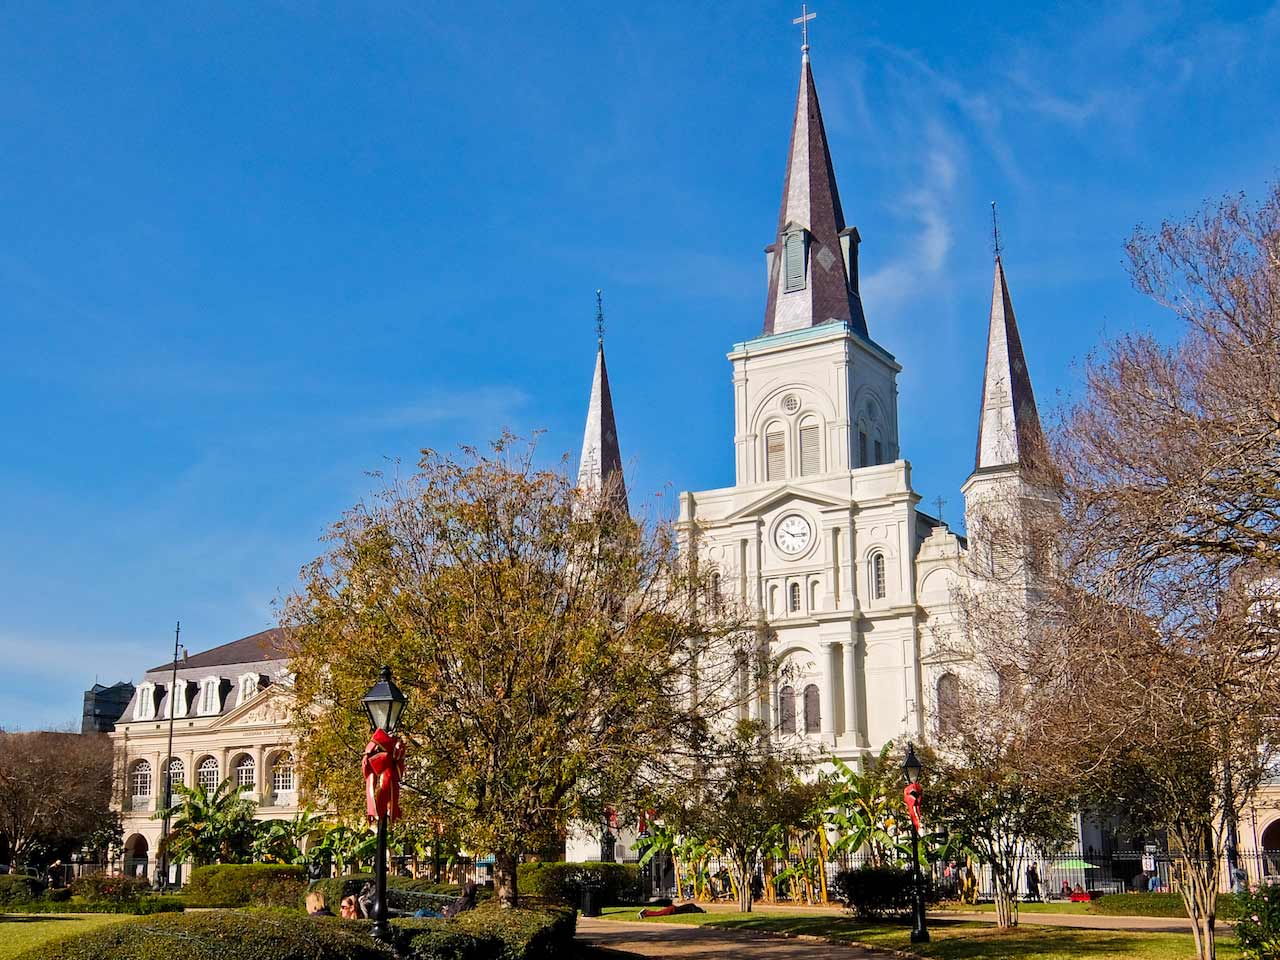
<box><xmin>974</xmin><ymin>256</ymin><xmax>1045</xmax><ymax>472</ymax></box>
<box><xmin>763</xmin><ymin>50</ymin><xmax>867</xmax><ymax>337</ymax></box>
<box><xmin>577</xmin><ymin>293</ymin><xmax>628</xmax><ymax>512</ymax></box>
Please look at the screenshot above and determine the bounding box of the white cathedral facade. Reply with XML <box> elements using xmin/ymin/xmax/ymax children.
<box><xmin>564</xmin><ymin>45</ymin><xmax>1047</xmax><ymax>860</ymax></box>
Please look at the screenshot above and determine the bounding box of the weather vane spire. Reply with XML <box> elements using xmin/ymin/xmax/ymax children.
<box><xmin>595</xmin><ymin>289</ymin><xmax>605</xmax><ymax>344</ymax></box>
<box><xmin>991</xmin><ymin>200</ymin><xmax>1002</xmax><ymax>261</ymax></box>
<box><xmin>793</xmin><ymin>3</ymin><xmax>816</xmax><ymax>57</ymax></box>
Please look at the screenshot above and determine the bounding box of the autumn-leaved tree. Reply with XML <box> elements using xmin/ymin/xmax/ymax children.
<box><xmin>284</xmin><ymin>437</ymin><xmax>749</xmax><ymax>907</ymax></box>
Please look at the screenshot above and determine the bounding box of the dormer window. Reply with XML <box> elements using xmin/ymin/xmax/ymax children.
<box><xmin>237</xmin><ymin>673</ymin><xmax>262</xmax><ymax>707</ymax></box>
<box><xmin>783</xmin><ymin>230</ymin><xmax>807</xmax><ymax>292</ymax></box>
<box><xmin>197</xmin><ymin>677</ymin><xmax>223</xmax><ymax>716</ymax></box>
<box><xmin>134</xmin><ymin>682</ymin><xmax>158</xmax><ymax>721</ymax></box>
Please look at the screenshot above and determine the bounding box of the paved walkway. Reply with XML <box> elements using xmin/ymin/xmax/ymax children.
<box><xmin>577</xmin><ymin>917</ymin><xmax>902</xmax><ymax>959</ymax></box>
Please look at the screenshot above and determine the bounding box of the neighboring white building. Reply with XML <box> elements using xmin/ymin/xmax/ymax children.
<box><xmin>111</xmin><ymin>629</ymin><xmax>301</xmax><ymax>881</ymax></box>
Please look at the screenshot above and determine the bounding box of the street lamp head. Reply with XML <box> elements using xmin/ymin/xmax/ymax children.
<box><xmin>362</xmin><ymin>666</ymin><xmax>408</xmax><ymax>735</ymax></box>
<box><xmin>903</xmin><ymin>741</ymin><xmax>923</xmax><ymax>785</ymax></box>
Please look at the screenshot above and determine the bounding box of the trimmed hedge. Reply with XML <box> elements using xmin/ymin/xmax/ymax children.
<box><xmin>0</xmin><ymin>874</ymin><xmax>46</xmax><ymax>904</ymax></box>
<box><xmin>395</xmin><ymin>903</ymin><xmax>577</xmax><ymax>960</ymax></box>
<box><xmin>1089</xmin><ymin>891</ymin><xmax>1242</xmax><ymax>920</ymax></box>
<box><xmin>184</xmin><ymin>864</ymin><xmax>307</xmax><ymax>908</ymax></box>
<box><xmin>516</xmin><ymin>862</ymin><xmax>642</xmax><ymax>906</ymax></box>
<box><xmin>304</xmin><ymin>874</ymin><xmax>492</xmax><ymax>914</ymax></box>
<box><xmin>12</xmin><ymin>911</ymin><xmax>394</xmax><ymax>960</ymax></box>
<box><xmin>0</xmin><ymin>896</ymin><xmax>184</xmax><ymax>915</ymax></box>
<box><xmin>70</xmin><ymin>875</ymin><xmax>151</xmax><ymax>903</ymax></box>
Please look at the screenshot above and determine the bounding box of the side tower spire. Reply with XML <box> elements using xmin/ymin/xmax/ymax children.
<box><xmin>577</xmin><ymin>291</ymin><xmax>628</xmax><ymax>513</ymax></box>
<box><xmin>763</xmin><ymin>33</ymin><xmax>867</xmax><ymax>337</ymax></box>
<box><xmin>973</xmin><ymin>244</ymin><xmax>1045</xmax><ymax>473</ymax></box>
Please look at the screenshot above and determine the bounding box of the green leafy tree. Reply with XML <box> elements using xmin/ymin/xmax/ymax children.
<box><xmin>155</xmin><ymin>778</ymin><xmax>258</xmax><ymax>867</ymax></box>
<box><xmin>313</xmin><ymin>822</ymin><xmax>378</xmax><ymax>875</ymax></box>
<box><xmin>251</xmin><ymin>808</ymin><xmax>327</xmax><ymax>865</ymax></box>
<box><xmin>660</xmin><ymin>723</ymin><xmax>824</xmax><ymax>913</ymax></box>
<box><xmin>284</xmin><ymin>437</ymin><xmax>750</xmax><ymax>907</ymax></box>
<box><xmin>824</xmin><ymin>746</ymin><xmax>909</xmax><ymax>866</ymax></box>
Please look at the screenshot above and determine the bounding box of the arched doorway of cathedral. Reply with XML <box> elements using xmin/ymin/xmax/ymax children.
<box><xmin>1261</xmin><ymin>819</ymin><xmax>1280</xmax><ymax>878</ymax></box>
<box><xmin>123</xmin><ymin>833</ymin><xmax>149</xmax><ymax>879</ymax></box>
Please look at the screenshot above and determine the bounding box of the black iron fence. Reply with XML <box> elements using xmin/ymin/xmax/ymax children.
<box><xmin>636</xmin><ymin>847</ymin><xmax>1280</xmax><ymax>903</ymax></box>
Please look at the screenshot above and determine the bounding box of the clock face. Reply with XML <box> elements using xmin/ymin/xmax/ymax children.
<box><xmin>774</xmin><ymin>514</ymin><xmax>813</xmax><ymax>555</ymax></box>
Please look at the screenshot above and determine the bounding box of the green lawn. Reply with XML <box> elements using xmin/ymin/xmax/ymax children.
<box><xmin>0</xmin><ymin>914</ymin><xmax>136</xmax><ymax>960</ymax></box>
<box><xmin>597</xmin><ymin>907</ymin><xmax>1244</xmax><ymax>960</ymax></box>
<box><xmin>940</xmin><ymin>901</ymin><xmax>1094</xmax><ymax>914</ymax></box>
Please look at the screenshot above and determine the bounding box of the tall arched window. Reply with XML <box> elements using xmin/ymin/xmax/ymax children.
<box><xmin>271</xmin><ymin>753</ymin><xmax>296</xmax><ymax>795</ymax></box>
<box><xmin>130</xmin><ymin>760</ymin><xmax>152</xmax><ymax>799</ymax></box>
<box><xmin>768</xmin><ymin>584</ymin><xmax>779</xmax><ymax>614</ymax></box>
<box><xmin>197</xmin><ymin>757</ymin><xmax>219</xmax><ymax>792</ymax></box>
<box><xmin>936</xmin><ymin>673</ymin><xmax>960</xmax><ymax>736</ymax></box>
<box><xmin>765</xmin><ymin>427</ymin><xmax>786</xmax><ymax>481</ymax></box>
<box><xmin>803</xmin><ymin>684</ymin><xmax>821</xmax><ymax>733</ymax></box>
<box><xmin>234</xmin><ymin>755</ymin><xmax>255</xmax><ymax>791</ymax></box>
<box><xmin>778</xmin><ymin>686</ymin><xmax>797</xmax><ymax>735</ymax></box>
<box><xmin>788</xmin><ymin>582</ymin><xmax>801</xmax><ymax>612</ymax></box>
<box><xmin>165</xmin><ymin>758</ymin><xmax>184</xmax><ymax>796</ymax></box>
<box><xmin>709</xmin><ymin>572</ymin><xmax>722</xmax><ymax>613</ymax></box>
<box><xmin>870</xmin><ymin>552</ymin><xmax>887</xmax><ymax>600</ymax></box>
<box><xmin>783</xmin><ymin>230</ymin><xmax>807</xmax><ymax>292</ymax></box>
<box><xmin>799</xmin><ymin>417</ymin><xmax>820</xmax><ymax>476</ymax></box>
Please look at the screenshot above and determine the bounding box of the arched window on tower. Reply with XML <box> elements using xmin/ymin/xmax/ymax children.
<box><xmin>936</xmin><ymin>673</ymin><xmax>960</xmax><ymax>737</ymax></box>
<box><xmin>766</xmin><ymin>428</ymin><xmax>786</xmax><ymax>481</ymax></box>
<box><xmin>788</xmin><ymin>582</ymin><xmax>801</xmax><ymax>613</ymax></box>
<box><xmin>709</xmin><ymin>572</ymin><xmax>722</xmax><ymax>613</ymax></box>
<box><xmin>784</xmin><ymin>230</ymin><xmax>807</xmax><ymax>292</ymax></box>
<box><xmin>778</xmin><ymin>686</ymin><xmax>797</xmax><ymax>735</ymax></box>
<box><xmin>870</xmin><ymin>552</ymin><xmax>887</xmax><ymax>600</ymax></box>
<box><xmin>799</xmin><ymin>417</ymin><xmax>820</xmax><ymax>476</ymax></box>
<box><xmin>803</xmin><ymin>684</ymin><xmax>821</xmax><ymax>733</ymax></box>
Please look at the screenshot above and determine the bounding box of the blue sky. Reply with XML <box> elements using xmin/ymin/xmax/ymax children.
<box><xmin>3</xmin><ymin>2</ymin><xmax>1279</xmax><ymax>729</ymax></box>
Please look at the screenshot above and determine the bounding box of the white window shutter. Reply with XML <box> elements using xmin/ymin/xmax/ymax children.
<box><xmin>799</xmin><ymin>424</ymin><xmax>819</xmax><ymax>476</ymax></box>
<box><xmin>766</xmin><ymin>431</ymin><xmax>786</xmax><ymax>481</ymax></box>
<box><xmin>784</xmin><ymin>231</ymin><xmax>806</xmax><ymax>292</ymax></box>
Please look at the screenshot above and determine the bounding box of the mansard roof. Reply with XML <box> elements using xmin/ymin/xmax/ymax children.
<box><xmin>147</xmin><ymin>627</ymin><xmax>289</xmax><ymax>674</ymax></box>
<box><xmin>763</xmin><ymin>53</ymin><xmax>867</xmax><ymax>337</ymax></box>
<box><xmin>974</xmin><ymin>256</ymin><xmax>1045</xmax><ymax>472</ymax></box>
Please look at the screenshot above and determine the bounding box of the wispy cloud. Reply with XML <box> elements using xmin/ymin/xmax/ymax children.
<box><xmin>346</xmin><ymin>385</ymin><xmax>530</xmax><ymax>431</ymax></box>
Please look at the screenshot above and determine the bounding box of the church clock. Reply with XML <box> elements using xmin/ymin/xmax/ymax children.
<box><xmin>774</xmin><ymin>514</ymin><xmax>813</xmax><ymax>555</ymax></box>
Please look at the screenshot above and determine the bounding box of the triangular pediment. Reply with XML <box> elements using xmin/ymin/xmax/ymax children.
<box><xmin>723</xmin><ymin>484</ymin><xmax>849</xmax><ymax>522</ymax></box>
<box><xmin>209</xmin><ymin>684</ymin><xmax>294</xmax><ymax>729</ymax></box>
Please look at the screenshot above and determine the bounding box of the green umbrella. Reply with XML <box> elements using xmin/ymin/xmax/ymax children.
<box><xmin>1053</xmin><ymin>858</ymin><xmax>1102</xmax><ymax>870</ymax></box>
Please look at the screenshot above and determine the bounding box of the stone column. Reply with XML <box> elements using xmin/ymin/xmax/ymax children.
<box><xmin>820</xmin><ymin>642</ymin><xmax>838</xmax><ymax>740</ymax></box>
<box><xmin>253</xmin><ymin>746</ymin><xmax>267</xmax><ymax>805</ymax></box>
<box><xmin>843</xmin><ymin>637</ymin><xmax>862</xmax><ymax>745</ymax></box>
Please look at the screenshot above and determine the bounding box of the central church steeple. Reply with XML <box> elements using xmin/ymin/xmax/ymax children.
<box><xmin>763</xmin><ymin>46</ymin><xmax>867</xmax><ymax>337</ymax></box>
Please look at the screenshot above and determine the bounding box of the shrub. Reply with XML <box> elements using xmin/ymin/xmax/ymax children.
<box><xmin>44</xmin><ymin>887</ymin><xmax>73</xmax><ymax>903</ymax></box>
<box><xmin>184</xmin><ymin>863</ymin><xmax>307</xmax><ymax>908</ymax></box>
<box><xmin>1089</xmin><ymin>891</ymin><xmax>1242</xmax><ymax>920</ymax></box>
<box><xmin>832</xmin><ymin>864</ymin><xmax>918</xmax><ymax>919</ymax></box>
<box><xmin>305</xmin><ymin>873</ymin><xmax>373</xmax><ymax>912</ymax></box>
<box><xmin>1</xmin><ymin>896</ymin><xmax>184</xmax><ymax>915</ymax></box>
<box><xmin>0</xmin><ymin>875</ymin><xmax>46</xmax><ymax>904</ymax></box>
<box><xmin>70</xmin><ymin>874</ymin><xmax>150</xmax><ymax>903</ymax></box>
<box><xmin>517</xmin><ymin>862</ymin><xmax>642</xmax><ymax>906</ymax></box>
<box><xmin>395</xmin><ymin>902</ymin><xmax>577</xmax><ymax>960</ymax></box>
<box><xmin>12</xmin><ymin>910</ymin><xmax>394</xmax><ymax>960</ymax></box>
<box><xmin>305</xmin><ymin>874</ymin><xmax>494</xmax><ymax>915</ymax></box>
<box><xmin>1236</xmin><ymin>883</ymin><xmax>1280</xmax><ymax>960</ymax></box>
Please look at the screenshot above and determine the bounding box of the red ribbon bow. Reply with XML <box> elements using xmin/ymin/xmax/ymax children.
<box><xmin>362</xmin><ymin>728</ymin><xmax>405</xmax><ymax>823</ymax></box>
<box><xmin>903</xmin><ymin>783</ymin><xmax>923</xmax><ymax>832</ymax></box>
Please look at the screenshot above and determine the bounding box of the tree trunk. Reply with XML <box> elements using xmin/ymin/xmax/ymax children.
<box><xmin>735</xmin><ymin>860</ymin><xmax>752</xmax><ymax>912</ymax></box>
<box><xmin>493</xmin><ymin>850</ymin><xmax>520</xmax><ymax>909</ymax></box>
<box><xmin>817</xmin><ymin>830</ymin><xmax>831</xmax><ymax>905</ymax></box>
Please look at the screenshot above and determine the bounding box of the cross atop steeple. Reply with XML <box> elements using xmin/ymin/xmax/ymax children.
<box><xmin>991</xmin><ymin>201</ymin><xmax>1002</xmax><ymax>261</ymax></box>
<box><xmin>793</xmin><ymin>4</ymin><xmax>816</xmax><ymax>56</ymax></box>
<box><xmin>595</xmin><ymin>289</ymin><xmax>605</xmax><ymax>344</ymax></box>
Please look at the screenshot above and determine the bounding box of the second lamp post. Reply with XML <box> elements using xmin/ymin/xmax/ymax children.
<box><xmin>902</xmin><ymin>742</ymin><xmax>930</xmax><ymax>943</ymax></box>
<box><xmin>361</xmin><ymin>666</ymin><xmax>408</xmax><ymax>942</ymax></box>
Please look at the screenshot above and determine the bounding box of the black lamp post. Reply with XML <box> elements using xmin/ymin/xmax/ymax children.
<box><xmin>362</xmin><ymin>666</ymin><xmax>407</xmax><ymax>943</ymax></box>
<box><xmin>902</xmin><ymin>742</ymin><xmax>930</xmax><ymax>944</ymax></box>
